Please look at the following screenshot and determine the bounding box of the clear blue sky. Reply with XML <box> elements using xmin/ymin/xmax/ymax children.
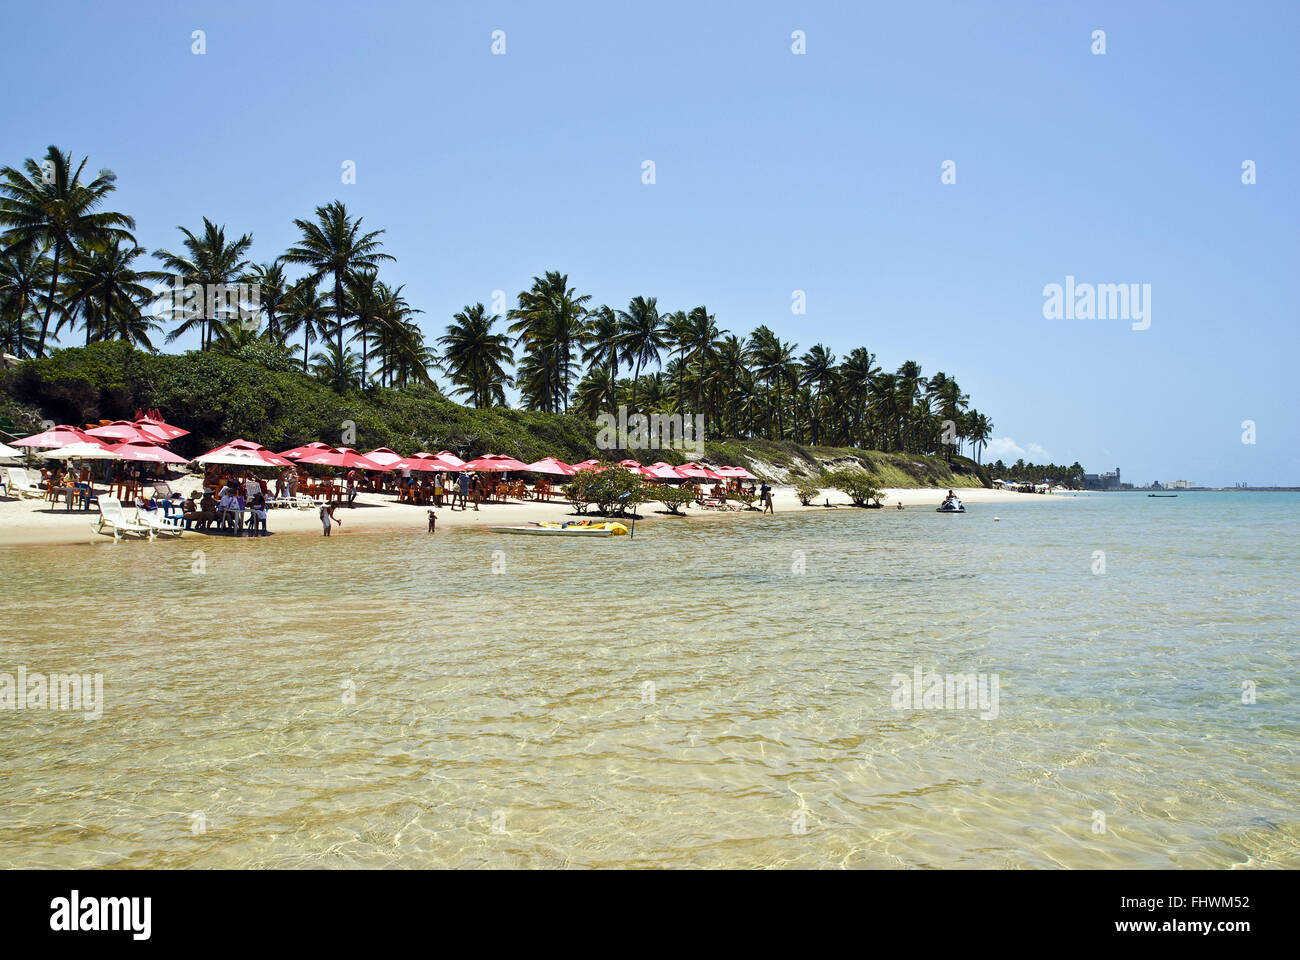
<box><xmin>3</xmin><ymin>0</ymin><xmax>1296</xmax><ymax>485</ymax></box>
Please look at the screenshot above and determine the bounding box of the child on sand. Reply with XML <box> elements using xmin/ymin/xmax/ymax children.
<box><xmin>427</xmin><ymin>509</ymin><xmax>437</xmax><ymax>533</ymax></box>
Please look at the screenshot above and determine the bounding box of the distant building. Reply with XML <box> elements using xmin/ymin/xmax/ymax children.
<box><xmin>1164</xmin><ymin>479</ymin><xmax>1193</xmax><ymax>490</ymax></box>
<box><xmin>1083</xmin><ymin>467</ymin><xmax>1121</xmax><ymax>490</ymax></box>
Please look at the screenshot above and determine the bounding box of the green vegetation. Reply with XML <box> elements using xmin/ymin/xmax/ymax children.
<box><xmin>1</xmin><ymin>144</ymin><xmax>1011</xmax><ymax>466</ymax></box>
<box><xmin>988</xmin><ymin>458</ymin><xmax>1086</xmax><ymax>488</ymax></box>
<box><xmin>2</xmin><ymin>341</ymin><xmax>596</xmax><ymax>464</ymax></box>
<box><xmin>650</xmin><ymin>484</ymin><xmax>697</xmax><ymax>516</ymax></box>
<box><xmin>563</xmin><ymin>463</ymin><xmax>645</xmax><ymax>517</ymax></box>
<box><xmin>794</xmin><ymin>482</ymin><xmax>820</xmax><ymax>506</ymax></box>
<box><xmin>824</xmin><ymin>468</ymin><xmax>884</xmax><ymax>507</ymax></box>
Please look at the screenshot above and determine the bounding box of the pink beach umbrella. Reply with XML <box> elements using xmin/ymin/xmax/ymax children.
<box><xmin>525</xmin><ymin>457</ymin><xmax>577</xmax><ymax>476</ymax></box>
<box><xmin>715</xmin><ymin>465</ymin><xmax>759</xmax><ymax>480</ymax></box>
<box><xmin>641</xmin><ymin>462</ymin><xmax>684</xmax><ymax>480</ymax></box>
<box><xmin>571</xmin><ymin>458</ymin><xmax>606</xmax><ymax>472</ymax></box>
<box><xmin>279</xmin><ymin>442</ymin><xmax>336</xmax><ymax>460</ymax></box>
<box><xmin>86</xmin><ymin>420</ymin><xmax>161</xmax><ymax>444</ymax></box>
<box><xmin>674</xmin><ymin>462</ymin><xmax>723</xmax><ymax>480</ymax></box>
<box><xmin>432</xmin><ymin>450</ymin><xmax>466</xmax><ymax>468</ymax></box>
<box><xmin>133</xmin><ymin>416</ymin><xmax>189</xmax><ymax>442</ymax></box>
<box><xmin>12</xmin><ymin>424</ymin><xmax>97</xmax><ymax>448</ymax></box>
<box><xmin>194</xmin><ymin>439</ymin><xmax>292</xmax><ymax>467</ymax></box>
<box><xmin>390</xmin><ymin>455</ymin><xmax>461</xmax><ymax>473</ymax></box>
<box><xmin>297</xmin><ymin>446</ymin><xmax>391</xmax><ymax>471</ymax></box>
<box><xmin>363</xmin><ymin>447</ymin><xmax>404</xmax><ymax>467</ymax></box>
<box><xmin>460</xmin><ymin>454</ymin><xmax>530</xmax><ymax>472</ymax></box>
<box><xmin>106</xmin><ymin>440</ymin><xmax>192</xmax><ymax>465</ymax></box>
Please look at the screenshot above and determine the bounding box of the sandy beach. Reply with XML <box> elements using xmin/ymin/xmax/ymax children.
<box><xmin>0</xmin><ymin>481</ymin><xmax>1067</xmax><ymax>547</ymax></box>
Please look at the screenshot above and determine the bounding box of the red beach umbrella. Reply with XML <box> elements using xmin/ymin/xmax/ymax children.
<box><xmin>525</xmin><ymin>457</ymin><xmax>577</xmax><ymax>476</ymax></box>
<box><xmin>617</xmin><ymin>459</ymin><xmax>642</xmax><ymax>469</ymax></box>
<box><xmin>12</xmin><ymin>424</ymin><xmax>97</xmax><ymax>448</ymax></box>
<box><xmin>363</xmin><ymin>447</ymin><xmax>404</xmax><ymax>467</ymax></box>
<box><xmin>641</xmin><ymin>463</ymin><xmax>683</xmax><ymax>480</ymax></box>
<box><xmin>460</xmin><ymin>454</ymin><xmax>530</xmax><ymax>472</ymax></box>
<box><xmin>133</xmin><ymin>416</ymin><xmax>189</xmax><ymax>441</ymax></box>
<box><xmin>297</xmin><ymin>446</ymin><xmax>391</xmax><ymax>471</ymax></box>
<box><xmin>86</xmin><ymin>420</ymin><xmax>161</xmax><ymax>443</ymax></box>
<box><xmin>390</xmin><ymin>455</ymin><xmax>461</xmax><ymax>472</ymax></box>
<box><xmin>279</xmin><ymin>442</ymin><xmax>336</xmax><ymax>460</ymax></box>
<box><xmin>194</xmin><ymin>439</ymin><xmax>292</xmax><ymax>467</ymax></box>
<box><xmin>715</xmin><ymin>465</ymin><xmax>759</xmax><ymax>480</ymax></box>
<box><xmin>106</xmin><ymin>440</ymin><xmax>192</xmax><ymax>465</ymax></box>
<box><xmin>433</xmin><ymin>450</ymin><xmax>466</xmax><ymax>467</ymax></box>
<box><xmin>674</xmin><ymin>462</ymin><xmax>721</xmax><ymax>479</ymax></box>
<box><xmin>571</xmin><ymin>458</ymin><xmax>606</xmax><ymax>472</ymax></box>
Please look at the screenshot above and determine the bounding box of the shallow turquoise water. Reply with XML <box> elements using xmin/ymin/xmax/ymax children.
<box><xmin>1</xmin><ymin>491</ymin><xmax>1296</xmax><ymax>867</ymax></box>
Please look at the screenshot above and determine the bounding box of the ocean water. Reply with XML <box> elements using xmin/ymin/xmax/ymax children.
<box><xmin>1</xmin><ymin>491</ymin><xmax>1296</xmax><ymax>868</ymax></box>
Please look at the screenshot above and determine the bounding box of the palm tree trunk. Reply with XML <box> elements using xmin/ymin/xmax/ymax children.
<box><xmin>36</xmin><ymin>238</ymin><xmax>63</xmax><ymax>357</ymax></box>
<box><xmin>334</xmin><ymin>270</ymin><xmax>345</xmax><ymax>389</ymax></box>
<box><xmin>303</xmin><ymin>328</ymin><xmax>310</xmax><ymax>373</ymax></box>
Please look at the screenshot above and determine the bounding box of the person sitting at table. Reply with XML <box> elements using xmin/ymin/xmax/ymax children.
<box><xmin>248</xmin><ymin>492</ymin><xmax>269</xmax><ymax>536</ymax></box>
<box><xmin>192</xmin><ymin>491</ymin><xmax>217</xmax><ymax>530</ymax></box>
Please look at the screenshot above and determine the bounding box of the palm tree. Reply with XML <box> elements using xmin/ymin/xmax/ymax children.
<box><xmin>616</xmin><ymin>295</ymin><xmax>665</xmax><ymax>416</ymax></box>
<box><xmin>368</xmin><ymin>281</ymin><xmax>429</xmax><ymax>388</ymax></box>
<box><xmin>713</xmin><ymin>334</ymin><xmax>747</xmax><ymax>437</ymax></box>
<box><xmin>279</xmin><ymin>281</ymin><xmax>331</xmax><ymax>373</ymax></box>
<box><xmin>682</xmin><ymin>306</ymin><xmax>722</xmax><ymax>418</ymax></box>
<box><xmin>507</xmin><ymin>271</ymin><xmax>591</xmax><ymax>413</ymax></box>
<box><xmin>310</xmin><ymin>341</ymin><xmax>362</xmax><ymax>389</ymax></box>
<box><xmin>0</xmin><ymin>242</ymin><xmax>51</xmax><ymax>357</ymax></box>
<box><xmin>839</xmin><ymin>347</ymin><xmax>879</xmax><ymax>448</ymax></box>
<box><xmin>799</xmin><ymin>343</ymin><xmax>836</xmax><ymax>445</ymax></box>
<box><xmin>0</xmin><ymin>146</ymin><xmax>135</xmax><ymax>356</ymax></box>
<box><xmin>283</xmin><ymin>201</ymin><xmax>393</xmax><ymax>389</ymax></box>
<box><xmin>969</xmin><ymin>411</ymin><xmax>993</xmax><ymax>464</ymax></box>
<box><xmin>243</xmin><ymin>260</ymin><xmax>290</xmax><ymax>342</ymax></box>
<box><xmin>581</xmin><ymin>304</ymin><xmax>622</xmax><ymax>411</ymax></box>
<box><xmin>61</xmin><ymin>239</ymin><xmax>166</xmax><ymax>348</ymax></box>
<box><xmin>439</xmin><ymin>303</ymin><xmax>514</xmax><ymax>407</ymax></box>
<box><xmin>153</xmin><ymin>218</ymin><xmax>254</xmax><ymax>349</ymax></box>
<box><xmin>344</xmin><ymin>268</ymin><xmax>384</xmax><ymax>386</ymax></box>
<box><xmin>662</xmin><ymin>308</ymin><xmax>690</xmax><ymax>413</ymax></box>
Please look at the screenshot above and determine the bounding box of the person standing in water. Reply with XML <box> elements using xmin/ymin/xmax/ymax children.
<box><xmin>320</xmin><ymin>502</ymin><xmax>341</xmax><ymax>536</ymax></box>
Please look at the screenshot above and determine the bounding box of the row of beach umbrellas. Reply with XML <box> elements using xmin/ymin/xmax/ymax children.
<box><xmin>7</xmin><ymin>417</ymin><xmax>759</xmax><ymax>481</ymax></box>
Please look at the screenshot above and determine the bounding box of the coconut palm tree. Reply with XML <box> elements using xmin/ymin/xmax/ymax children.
<box><xmin>60</xmin><ymin>239</ymin><xmax>166</xmax><ymax>348</ymax></box>
<box><xmin>243</xmin><ymin>260</ymin><xmax>290</xmax><ymax>342</ymax></box>
<box><xmin>682</xmin><ymin>306</ymin><xmax>722</xmax><ymax>418</ymax></box>
<box><xmin>283</xmin><ymin>201</ymin><xmax>393</xmax><ymax>389</ymax></box>
<box><xmin>616</xmin><ymin>295</ymin><xmax>666</xmax><ymax>417</ymax></box>
<box><xmin>153</xmin><ymin>218</ymin><xmax>254</xmax><ymax>349</ymax></box>
<box><xmin>580</xmin><ymin>304</ymin><xmax>622</xmax><ymax>411</ymax></box>
<box><xmin>439</xmin><ymin>303</ymin><xmax>514</xmax><ymax>407</ymax></box>
<box><xmin>0</xmin><ymin>146</ymin><xmax>136</xmax><ymax>356</ymax></box>
<box><xmin>0</xmin><ymin>242</ymin><xmax>51</xmax><ymax>358</ymax></box>
<box><xmin>279</xmin><ymin>281</ymin><xmax>331</xmax><ymax>373</ymax></box>
<box><xmin>310</xmin><ymin>341</ymin><xmax>362</xmax><ymax>389</ymax></box>
<box><xmin>507</xmin><ymin>271</ymin><xmax>591</xmax><ymax>413</ymax></box>
<box><xmin>799</xmin><ymin>343</ymin><xmax>836</xmax><ymax>445</ymax></box>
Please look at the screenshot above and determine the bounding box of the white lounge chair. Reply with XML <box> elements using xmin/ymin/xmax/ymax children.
<box><xmin>93</xmin><ymin>496</ymin><xmax>154</xmax><ymax>541</ymax></box>
<box><xmin>137</xmin><ymin>506</ymin><xmax>184</xmax><ymax>538</ymax></box>
<box><xmin>4</xmin><ymin>466</ymin><xmax>45</xmax><ymax>499</ymax></box>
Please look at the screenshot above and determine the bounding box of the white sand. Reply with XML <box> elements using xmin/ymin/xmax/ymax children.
<box><xmin>0</xmin><ymin>481</ymin><xmax>1065</xmax><ymax>547</ymax></box>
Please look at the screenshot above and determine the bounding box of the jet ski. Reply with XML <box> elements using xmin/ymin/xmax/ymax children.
<box><xmin>936</xmin><ymin>498</ymin><xmax>966</xmax><ymax>513</ymax></box>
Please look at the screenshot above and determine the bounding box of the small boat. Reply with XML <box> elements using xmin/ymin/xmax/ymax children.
<box><xmin>489</xmin><ymin>525</ymin><xmax>613</xmax><ymax>537</ymax></box>
<box><xmin>936</xmin><ymin>499</ymin><xmax>966</xmax><ymax>513</ymax></box>
<box><xmin>1148</xmin><ymin>494</ymin><xmax>1177</xmax><ymax>498</ymax></box>
<box><xmin>489</xmin><ymin>520</ymin><xmax>629</xmax><ymax>537</ymax></box>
